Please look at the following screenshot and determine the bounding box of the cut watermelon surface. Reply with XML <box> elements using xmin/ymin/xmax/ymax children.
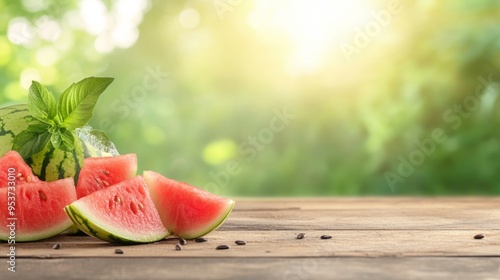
<box><xmin>143</xmin><ymin>171</ymin><xmax>235</xmax><ymax>239</ymax></box>
<box><xmin>0</xmin><ymin>150</ymin><xmax>39</xmax><ymax>188</ymax></box>
<box><xmin>76</xmin><ymin>154</ymin><xmax>137</xmax><ymax>198</ymax></box>
<box><xmin>0</xmin><ymin>178</ymin><xmax>77</xmax><ymax>242</ymax></box>
<box><xmin>65</xmin><ymin>176</ymin><xmax>169</xmax><ymax>243</ymax></box>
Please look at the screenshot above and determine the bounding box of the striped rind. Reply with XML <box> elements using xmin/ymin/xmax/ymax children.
<box><xmin>0</xmin><ymin>104</ymin><xmax>116</xmax><ymax>182</ymax></box>
<box><xmin>64</xmin><ymin>205</ymin><xmax>131</xmax><ymax>243</ymax></box>
<box><xmin>0</xmin><ymin>105</ymin><xmax>33</xmax><ymax>156</ymax></box>
<box><xmin>64</xmin><ymin>204</ymin><xmax>169</xmax><ymax>244</ymax></box>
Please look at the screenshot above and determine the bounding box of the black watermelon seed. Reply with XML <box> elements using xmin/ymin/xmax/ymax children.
<box><xmin>216</xmin><ymin>245</ymin><xmax>230</xmax><ymax>250</ymax></box>
<box><xmin>320</xmin><ymin>235</ymin><xmax>332</xmax><ymax>240</ymax></box>
<box><xmin>175</xmin><ymin>244</ymin><xmax>182</xmax><ymax>251</ymax></box>
<box><xmin>114</xmin><ymin>249</ymin><xmax>124</xmax><ymax>254</ymax></box>
<box><xmin>52</xmin><ymin>243</ymin><xmax>61</xmax><ymax>250</ymax></box>
<box><xmin>235</xmin><ymin>240</ymin><xmax>247</xmax><ymax>245</ymax></box>
<box><xmin>179</xmin><ymin>238</ymin><xmax>187</xmax><ymax>245</ymax></box>
<box><xmin>296</xmin><ymin>233</ymin><xmax>305</xmax><ymax>239</ymax></box>
<box><xmin>195</xmin><ymin>237</ymin><xmax>207</xmax><ymax>243</ymax></box>
<box><xmin>474</xmin><ymin>234</ymin><xmax>485</xmax><ymax>239</ymax></box>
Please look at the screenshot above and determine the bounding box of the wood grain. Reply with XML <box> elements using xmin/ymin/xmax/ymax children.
<box><xmin>12</xmin><ymin>229</ymin><xmax>500</xmax><ymax>258</ymax></box>
<box><xmin>2</xmin><ymin>257</ymin><xmax>500</xmax><ymax>280</ymax></box>
<box><xmin>1</xmin><ymin>197</ymin><xmax>500</xmax><ymax>279</ymax></box>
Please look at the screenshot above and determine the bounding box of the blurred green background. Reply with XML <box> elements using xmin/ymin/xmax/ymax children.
<box><xmin>1</xmin><ymin>0</ymin><xmax>500</xmax><ymax>196</ymax></box>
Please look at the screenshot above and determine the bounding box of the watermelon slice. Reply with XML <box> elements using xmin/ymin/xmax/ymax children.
<box><xmin>65</xmin><ymin>176</ymin><xmax>169</xmax><ymax>243</ymax></box>
<box><xmin>143</xmin><ymin>171</ymin><xmax>235</xmax><ymax>239</ymax></box>
<box><xmin>76</xmin><ymin>154</ymin><xmax>137</xmax><ymax>198</ymax></box>
<box><xmin>0</xmin><ymin>150</ymin><xmax>39</xmax><ymax>188</ymax></box>
<box><xmin>0</xmin><ymin>178</ymin><xmax>77</xmax><ymax>242</ymax></box>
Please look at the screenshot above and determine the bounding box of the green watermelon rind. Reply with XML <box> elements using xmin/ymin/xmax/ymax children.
<box><xmin>0</xmin><ymin>217</ymin><xmax>73</xmax><ymax>242</ymax></box>
<box><xmin>62</xmin><ymin>224</ymin><xmax>83</xmax><ymax>235</ymax></box>
<box><xmin>143</xmin><ymin>171</ymin><xmax>236</xmax><ymax>240</ymax></box>
<box><xmin>177</xmin><ymin>200</ymin><xmax>235</xmax><ymax>240</ymax></box>
<box><xmin>0</xmin><ymin>178</ymin><xmax>76</xmax><ymax>242</ymax></box>
<box><xmin>0</xmin><ymin>104</ymin><xmax>117</xmax><ymax>183</ymax></box>
<box><xmin>64</xmin><ymin>202</ymin><xmax>170</xmax><ymax>244</ymax></box>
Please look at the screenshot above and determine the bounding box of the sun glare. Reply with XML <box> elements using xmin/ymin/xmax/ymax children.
<box><xmin>248</xmin><ymin>0</ymin><xmax>372</xmax><ymax>75</ymax></box>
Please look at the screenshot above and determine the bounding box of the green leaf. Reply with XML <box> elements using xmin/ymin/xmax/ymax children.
<box><xmin>76</xmin><ymin>126</ymin><xmax>119</xmax><ymax>155</ymax></box>
<box><xmin>57</xmin><ymin>77</ymin><xmax>114</xmax><ymax>130</ymax></box>
<box><xmin>50</xmin><ymin>131</ymin><xmax>61</xmax><ymax>149</ymax></box>
<box><xmin>12</xmin><ymin>130</ymin><xmax>51</xmax><ymax>159</ymax></box>
<box><xmin>50</xmin><ymin>129</ymin><xmax>75</xmax><ymax>152</ymax></box>
<box><xmin>59</xmin><ymin>129</ymin><xmax>76</xmax><ymax>151</ymax></box>
<box><xmin>28</xmin><ymin>81</ymin><xmax>58</xmax><ymax>123</ymax></box>
<box><xmin>27</xmin><ymin>123</ymin><xmax>50</xmax><ymax>133</ymax></box>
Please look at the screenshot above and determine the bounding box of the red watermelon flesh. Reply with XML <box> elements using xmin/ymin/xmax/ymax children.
<box><xmin>76</xmin><ymin>154</ymin><xmax>137</xmax><ymax>199</ymax></box>
<box><xmin>0</xmin><ymin>178</ymin><xmax>77</xmax><ymax>242</ymax></box>
<box><xmin>143</xmin><ymin>170</ymin><xmax>235</xmax><ymax>239</ymax></box>
<box><xmin>65</xmin><ymin>176</ymin><xmax>168</xmax><ymax>243</ymax></box>
<box><xmin>0</xmin><ymin>150</ymin><xmax>39</xmax><ymax>188</ymax></box>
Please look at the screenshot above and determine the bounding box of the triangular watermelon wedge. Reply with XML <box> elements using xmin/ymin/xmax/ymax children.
<box><xmin>0</xmin><ymin>178</ymin><xmax>76</xmax><ymax>241</ymax></box>
<box><xmin>143</xmin><ymin>170</ymin><xmax>235</xmax><ymax>239</ymax></box>
<box><xmin>65</xmin><ymin>176</ymin><xmax>169</xmax><ymax>243</ymax></box>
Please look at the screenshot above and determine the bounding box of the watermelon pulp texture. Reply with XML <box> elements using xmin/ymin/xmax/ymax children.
<box><xmin>0</xmin><ymin>178</ymin><xmax>77</xmax><ymax>242</ymax></box>
<box><xmin>0</xmin><ymin>104</ymin><xmax>117</xmax><ymax>183</ymax></box>
<box><xmin>65</xmin><ymin>176</ymin><xmax>169</xmax><ymax>243</ymax></box>
<box><xmin>0</xmin><ymin>151</ymin><xmax>39</xmax><ymax>188</ymax></box>
<box><xmin>76</xmin><ymin>154</ymin><xmax>137</xmax><ymax>199</ymax></box>
<box><xmin>143</xmin><ymin>171</ymin><xmax>235</xmax><ymax>239</ymax></box>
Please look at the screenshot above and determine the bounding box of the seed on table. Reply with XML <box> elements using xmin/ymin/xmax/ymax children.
<box><xmin>235</xmin><ymin>240</ymin><xmax>247</xmax><ymax>245</ymax></box>
<box><xmin>52</xmin><ymin>243</ymin><xmax>61</xmax><ymax>250</ymax></box>
<box><xmin>474</xmin><ymin>234</ymin><xmax>485</xmax><ymax>239</ymax></box>
<box><xmin>216</xmin><ymin>245</ymin><xmax>230</xmax><ymax>250</ymax></box>
<box><xmin>179</xmin><ymin>238</ymin><xmax>187</xmax><ymax>245</ymax></box>
<box><xmin>296</xmin><ymin>233</ymin><xmax>305</xmax><ymax>239</ymax></box>
<box><xmin>194</xmin><ymin>237</ymin><xmax>207</xmax><ymax>243</ymax></box>
<box><xmin>114</xmin><ymin>249</ymin><xmax>124</xmax><ymax>254</ymax></box>
<box><xmin>175</xmin><ymin>244</ymin><xmax>182</xmax><ymax>251</ymax></box>
<box><xmin>320</xmin><ymin>235</ymin><xmax>332</xmax><ymax>240</ymax></box>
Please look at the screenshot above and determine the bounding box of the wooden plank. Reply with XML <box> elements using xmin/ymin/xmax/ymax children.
<box><xmin>10</xmin><ymin>229</ymin><xmax>500</xmax><ymax>258</ymax></box>
<box><xmin>2</xmin><ymin>257</ymin><xmax>500</xmax><ymax>280</ymax></box>
<box><xmin>232</xmin><ymin>197</ymin><xmax>500</xmax><ymax>211</ymax></box>
<box><xmin>2</xmin><ymin>198</ymin><xmax>499</xmax><ymax>258</ymax></box>
<box><xmin>224</xmin><ymin>198</ymin><xmax>500</xmax><ymax>231</ymax></box>
<box><xmin>225</xmin><ymin>208</ymin><xmax>500</xmax><ymax>231</ymax></box>
<box><xmin>1</xmin><ymin>198</ymin><xmax>499</xmax><ymax>279</ymax></box>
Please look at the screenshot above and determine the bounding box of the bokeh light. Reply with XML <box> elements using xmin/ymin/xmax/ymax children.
<box><xmin>2</xmin><ymin>0</ymin><xmax>500</xmax><ymax>196</ymax></box>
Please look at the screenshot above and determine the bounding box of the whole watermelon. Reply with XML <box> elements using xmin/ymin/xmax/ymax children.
<box><xmin>0</xmin><ymin>104</ymin><xmax>118</xmax><ymax>182</ymax></box>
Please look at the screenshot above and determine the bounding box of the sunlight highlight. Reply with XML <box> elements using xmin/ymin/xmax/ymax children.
<box><xmin>248</xmin><ymin>0</ymin><xmax>372</xmax><ymax>75</ymax></box>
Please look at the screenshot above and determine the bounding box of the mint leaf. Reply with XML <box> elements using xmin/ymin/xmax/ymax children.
<box><xmin>76</xmin><ymin>126</ymin><xmax>119</xmax><ymax>155</ymax></box>
<box><xmin>13</xmin><ymin>129</ymin><xmax>51</xmax><ymax>159</ymax></box>
<box><xmin>57</xmin><ymin>77</ymin><xmax>114</xmax><ymax>130</ymax></box>
<box><xmin>28</xmin><ymin>81</ymin><xmax>57</xmax><ymax>123</ymax></box>
<box><xmin>50</xmin><ymin>128</ymin><xmax>75</xmax><ymax>152</ymax></box>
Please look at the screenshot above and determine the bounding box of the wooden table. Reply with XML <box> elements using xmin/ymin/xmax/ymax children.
<box><xmin>2</xmin><ymin>198</ymin><xmax>500</xmax><ymax>279</ymax></box>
